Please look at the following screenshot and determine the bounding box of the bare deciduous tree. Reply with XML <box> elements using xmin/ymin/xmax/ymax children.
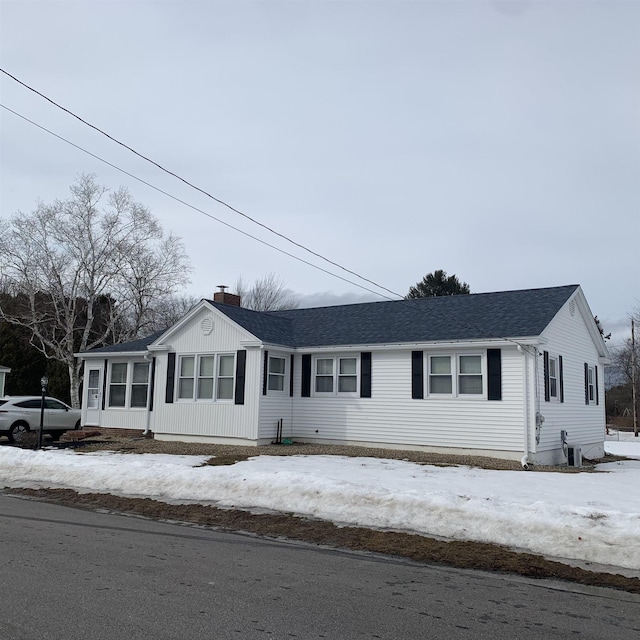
<box><xmin>234</xmin><ymin>273</ymin><xmax>299</xmax><ymax>312</ymax></box>
<box><xmin>0</xmin><ymin>174</ymin><xmax>191</xmax><ymax>407</ymax></box>
<box><xmin>144</xmin><ymin>294</ymin><xmax>200</xmax><ymax>332</ymax></box>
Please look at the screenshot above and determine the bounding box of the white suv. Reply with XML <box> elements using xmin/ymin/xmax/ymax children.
<box><xmin>0</xmin><ymin>396</ymin><xmax>81</xmax><ymax>443</ymax></box>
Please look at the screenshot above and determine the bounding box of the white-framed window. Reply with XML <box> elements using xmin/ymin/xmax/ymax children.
<box><xmin>548</xmin><ymin>356</ymin><xmax>559</xmax><ymax>399</ymax></box>
<box><xmin>268</xmin><ymin>356</ymin><xmax>286</xmax><ymax>392</ymax></box>
<box><xmin>458</xmin><ymin>355</ymin><xmax>482</xmax><ymax>395</ymax></box>
<box><xmin>131</xmin><ymin>362</ymin><xmax>150</xmax><ymax>408</ymax></box>
<box><xmin>427</xmin><ymin>353</ymin><xmax>484</xmax><ymax>397</ymax></box>
<box><xmin>178</xmin><ymin>356</ymin><xmax>195</xmax><ymax>399</ymax></box>
<box><xmin>197</xmin><ymin>356</ymin><xmax>215</xmax><ymax>399</ymax></box>
<box><xmin>339</xmin><ymin>357</ymin><xmax>357</xmax><ymax>392</ymax></box>
<box><xmin>587</xmin><ymin>365</ymin><xmax>595</xmax><ymax>404</ymax></box>
<box><xmin>315</xmin><ymin>358</ymin><xmax>334</xmax><ymax>393</ymax></box>
<box><xmin>108</xmin><ymin>361</ymin><xmax>150</xmax><ymax>409</ymax></box>
<box><xmin>217</xmin><ymin>355</ymin><xmax>235</xmax><ymax>400</ymax></box>
<box><xmin>429</xmin><ymin>356</ymin><xmax>452</xmax><ymax>394</ymax></box>
<box><xmin>314</xmin><ymin>356</ymin><xmax>358</xmax><ymax>395</ymax></box>
<box><xmin>178</xmin><ymin>354</ymin><xmax>235</xmax><ymax>402</ymax></box>
<box><xmin>108</xmin><ymin>363</ymin><xmax>128</xmax><ymax>407</ymax></box>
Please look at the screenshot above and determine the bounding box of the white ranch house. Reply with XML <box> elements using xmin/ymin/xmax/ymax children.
<box><xmin>78</xmin><ymin>285</ymin><xmax>608</xmax><ymax>466</ymax></box>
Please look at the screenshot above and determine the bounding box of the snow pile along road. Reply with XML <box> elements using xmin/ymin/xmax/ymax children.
<box><xmin>0</xmin><ymin>434</ymin><xmax>639</xmax><ymax>571</ymax></box>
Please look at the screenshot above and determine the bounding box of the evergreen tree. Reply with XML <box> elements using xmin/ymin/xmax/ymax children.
<box><xmin>406</xmin><ymin>270</ymin><xmax>470</xmax><ymax>299</ymax></box>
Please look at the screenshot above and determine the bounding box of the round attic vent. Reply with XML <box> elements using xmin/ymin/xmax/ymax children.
<box><xmin>201</xmin><ymin>317</ymin><xmax>214</xmax><ymax>335</ymax></box>
<box><xmin>569</xmin><ymin>299</ymin><xmax>576</xmax><ymax>316</ymax></box>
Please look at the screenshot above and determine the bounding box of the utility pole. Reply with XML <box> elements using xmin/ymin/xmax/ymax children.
<box><xmin>632</xmin><ymin>318</ymin><xmax>638</xmax><ymax>437</ymax></box>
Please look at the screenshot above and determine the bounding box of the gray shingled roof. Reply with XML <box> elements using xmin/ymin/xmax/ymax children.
<box><xmin>209</xmin><ymin>284</ymin><xmax>579</xmax><ymax>347</ymax></box>
<box><xmin>83</xmin><ymin>330</ymin><xmax>166</xmax><ymax>354</ymax></box>
<box><xmin>81</xmin><ymin>285</ymin><xmax>579</xmax><ymax>354</ymax></box>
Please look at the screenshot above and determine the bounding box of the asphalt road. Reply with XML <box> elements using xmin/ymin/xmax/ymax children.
<box><xmin>0</xmin><ymin>493</ymin><xmax>638</xmax><ymax>640</ymax></box>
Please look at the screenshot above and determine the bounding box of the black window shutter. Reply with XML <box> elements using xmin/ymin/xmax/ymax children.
<box><xmin>149</xmin><ymin>357</ymin><xmax>156</xmax><ymax>411</ymax></box>
<box><xmin>289</xmin><ymin>354</ymin><xmax>295</xmax><ymax>397</ymax></box>
<box><xmin>595</xmin><ymin>365</ymin><xmax>599</xmax><ymax>405</ymax></box>
<box><xmin>584</xmin><ymin>363</ymin><xmax>589</xmax><ymax>405</ymax></box>
<box><xmin>558</xmin><ymin>355</ymin><xmax>564</xmax><ymax>403</ymax></box>
<box><xmin>262</xmin><ymin>350</ymin><xmax>269</xmax><ymax>396</ymax></box>
<box><xmin>543</xmin><ymin>351</ymin><xmax>550</xmax><ymax>402</ymax></box>
<box><xmin>360</xmin><ymin>352</ymin><xmax>372</xmax><ymax>398</ymax></box>
<box><xmin>301</xmin><ymin>354</ymin><xmax>311</xmax><ymax>397</ymax></box>
<box><xmin>234</xmin><ymin>350</ymin><xmax>246</xmax><ymax>405</ymax></box>
<box><xmin>102</xmin><ymin>359</ymin><xmax>108</xmax><ymax>409</ymax></box>
<box><xmin>411</xmin><ymin>351</ymin><xmax>424</xmax><ymax>399</ymax></box>
<box><xmin>165</xmin><ymin>353</ymin><xmax>176</xmax><ymax>403</ymax></box>
<box><xmin>487</xmin><ymin>349</ymin><xmax>502</xmax><ymax>401</ymax></box>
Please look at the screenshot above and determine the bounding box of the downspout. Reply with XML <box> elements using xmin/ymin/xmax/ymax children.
<box><xmin>519</xmin><ymin>345</ymin><xmax>530</xmax><ymax>469</ymax></box>
<box><xmin>143</xmin><ymin>352</ymin><xmax>153</xmax><ymax>436</ymax></box>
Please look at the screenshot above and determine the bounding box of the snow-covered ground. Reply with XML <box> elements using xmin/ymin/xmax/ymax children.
<box><xmin>1</xmin><ymin>432</ymin><xmax>639</xmax><ymax>572</ymax></box>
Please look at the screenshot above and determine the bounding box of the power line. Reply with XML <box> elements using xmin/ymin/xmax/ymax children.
<box><xmin>0</xmin><ymin>67</ymin><xmax>402</xmax><ymax>301</ymax></box>
<box><xmin>0</xmin><ymin>83</ymin><xmax>534</xmax><ymax>350</ymax></box>
<box><xmin>0</xmin><ymin>103</ymin><xmax>397</xmax><ymax>301</ymax></box>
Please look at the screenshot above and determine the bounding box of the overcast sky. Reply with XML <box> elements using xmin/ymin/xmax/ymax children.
<box><xmin>0</xmin><ymin>0</ymin><xmax>638</xmax><ymax>342</ymax></box>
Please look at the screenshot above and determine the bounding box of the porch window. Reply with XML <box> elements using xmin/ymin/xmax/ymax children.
<box><xmin>108</xmin><ymin>361</ymin><xmax>150</xmax><ymax>409</ymax></box>
<box><xmin>130</xmin><ymin>362</ymin><xmax>150</xmax><ymax>408</ymax></box>
<box><xmin>108</xmin><ymin>363</ymin><xmax>128</xmax><ymax>407</ymax></box>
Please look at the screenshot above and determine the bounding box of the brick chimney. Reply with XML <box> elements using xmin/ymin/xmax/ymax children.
<box><xmin>213</xmin><ymin>285</ymin><xmax>241</xmax><ymax>307</ymax></box>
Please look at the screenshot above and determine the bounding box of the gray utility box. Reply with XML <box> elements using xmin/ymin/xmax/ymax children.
<box><xmin>567</xmin><ymin>444</ymin><xmax>582</xmax><ymax>467</ymax></box>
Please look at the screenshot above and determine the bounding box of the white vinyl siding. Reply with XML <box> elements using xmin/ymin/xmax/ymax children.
<box><xmin>290</xmin><ymin>348</ymin><xmax>525</xmax><ymax>455</ymax></box>
<box><xmin>536</xmin><ymin>297</ymin><xmax>606</xmax><ymax>460</ymax></box>
<box><xmin>258</xmin><ymin>351</ymin><xmax>293</xmax><ymax>441</ymax></box>
<box><xmin>149</xmin><ymin>307</ymin><xmax>261</xmax><ymax>442</ymax></box>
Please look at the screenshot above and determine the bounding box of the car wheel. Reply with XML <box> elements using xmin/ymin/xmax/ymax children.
<box><xmin>74</xmin><ymin>420</ymin><xmax>81</xmax><ymax>430</ymax></box>
<box><xmin>8</xmin><ymin>422</ymin><xmax>30</xmax><ymax>444</ymax></box>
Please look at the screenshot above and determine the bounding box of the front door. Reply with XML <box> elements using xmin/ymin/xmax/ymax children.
<box><xmin>85</xmin><ymin>367</ymin><xmax>103</xmax><ymax>426</ymax></box>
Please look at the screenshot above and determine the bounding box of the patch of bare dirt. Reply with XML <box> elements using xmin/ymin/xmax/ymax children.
<box><xmin>73</xmin><ymin>436</ymin><xmax>617</xmax><ymax>472</ymax></box>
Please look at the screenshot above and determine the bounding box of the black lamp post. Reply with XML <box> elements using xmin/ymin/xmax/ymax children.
<box><xmin>38</xmin><ymin>375</ymin><xmax>48</xmax><ymax>450</ymax></box>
